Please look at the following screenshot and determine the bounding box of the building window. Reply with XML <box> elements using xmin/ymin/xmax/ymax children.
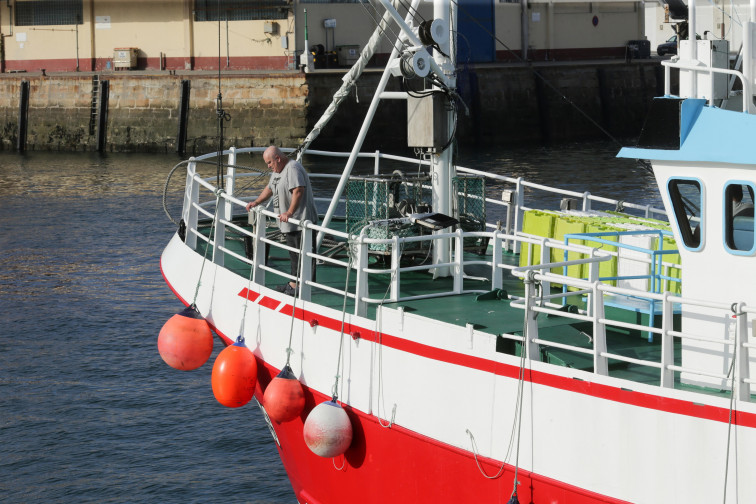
<box><xmin>194</xmin><ymin>0</ymin><xmax>289</xmax><ymax>21</ymax></box>
<box><xmin>15</xmin><ymin>0</ymin><xmax>83</xmax><ymax>26</ymax></box>
<box><xmin>724</xmin><ymin>182</ymin><xmax>755</xmax><ymax>254</ymax></box>
<box><xmin>667</xmin><ymin>178</ymin><xmax>703</xmax><ymax>250</ymax></box>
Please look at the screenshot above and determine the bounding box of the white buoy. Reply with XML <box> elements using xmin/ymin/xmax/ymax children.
<box><xmin>303</xmin><ymin>400</ymin><xmax>353</xmax><ymax>457</ymax></box>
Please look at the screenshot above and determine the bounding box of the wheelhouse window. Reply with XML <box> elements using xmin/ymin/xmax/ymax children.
<box><xmin>724</xmin><ymin>182</ymin><xmax>755</xmax><ymax>253</ymax></box>
<box><xmin>667</xmin><ymin>178</ymin><xmax>702</xmax><ymax>250</ymax></box>
<box><xmin>15</xmin><ymin>0</ymin><xmax>82</xmax><ymax>26</ymax></box>
<box><xmin>194</xmin><ymin>0</ymin><xmax>289</xmax><ymax>21</ymax></box>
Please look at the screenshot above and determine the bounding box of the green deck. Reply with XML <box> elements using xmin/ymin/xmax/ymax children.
<box><xmin>195</xmin><ymin>220</ymin><xmax>733</xmax><ymax>399</ymax></box>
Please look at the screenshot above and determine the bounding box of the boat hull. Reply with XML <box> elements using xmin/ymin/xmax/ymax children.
<box><xmin>161</xmin><ymin>234</ymin><xmax>756</xmax><ymax>503</ymax></box>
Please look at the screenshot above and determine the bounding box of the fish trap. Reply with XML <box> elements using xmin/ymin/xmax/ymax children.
<box><xmin>345</xmin><ymin>172</ymin><xmax>433</xmax><ymax>255</ymax></box>
<box><xmin>454</xmin><ymin>175</ymin><xmax>487</xmax><ymax>253</ymax></box>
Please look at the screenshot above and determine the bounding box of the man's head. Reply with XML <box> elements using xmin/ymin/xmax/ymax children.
<box><xmin>263</xmin><ymin>146</ymin><xmax>288</xmax><ymax>173</ymax></box>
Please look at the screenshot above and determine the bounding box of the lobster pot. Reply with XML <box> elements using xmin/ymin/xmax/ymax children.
<box><xmin>453</xmin><ymin>176</ymin><xmax>486</xmax><ymax>251</ymax></box>
<box><xmin>346</xmin><ymin>174</ymin><xmax>432</xmax><ymax>254</ymax></box>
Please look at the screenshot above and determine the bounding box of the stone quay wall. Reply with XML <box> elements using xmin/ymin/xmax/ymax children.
<box><xmin>0</xmin><ymin>61</ymin><xmax>664</xmax><ymax>154</ymax></box>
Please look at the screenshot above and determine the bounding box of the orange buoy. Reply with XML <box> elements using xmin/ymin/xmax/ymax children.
<box><xmin>303</xmin><ymin>400</ymin><xmax>353</xmax><ymax>457</ymax></box>
<box><xmin>263</xmin><ymin>365</ymin><xmax>305</xmax><ymax>423</ymax></box>
<box><xmin>211</xmin><ymin>336</ymin><xmax>258</xmax><ymax>408</ymax></box>
<box><xmin>158</xmin><ymin>305</ymin><xmax>213</xmax><ymax>371</ymax></box>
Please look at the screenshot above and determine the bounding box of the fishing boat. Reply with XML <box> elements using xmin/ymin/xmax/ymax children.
<box><xmin>159</xmin><ymin>0</ymin><xmax>756</xmax><ymax>501</ymax></box>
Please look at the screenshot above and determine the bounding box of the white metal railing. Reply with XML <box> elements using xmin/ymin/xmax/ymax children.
<box><xmin>174</xmin><ymin>148</ymin><xmax>756</xmax><ymax>401</ymax></box>
<box><xmin>662</xmin><ymin>59</ymin><xmax>751</xmax><ymax>112</ymax></box>
<box><xmin>510</xmin><ymin>266</ymin><xmax>753</xmax><ymax>401</ymax></box>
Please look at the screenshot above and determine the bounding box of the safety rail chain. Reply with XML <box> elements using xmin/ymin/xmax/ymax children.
<box><xmin>177</xmin><ymin>149</ymin><xmax>755</xmax><ymax>399</ymax></box>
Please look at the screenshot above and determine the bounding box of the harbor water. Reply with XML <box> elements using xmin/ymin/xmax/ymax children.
<box><xmin>0</xmin><ymin>144</ymin><xmax>660</xmax><ymax>503</ymax></box>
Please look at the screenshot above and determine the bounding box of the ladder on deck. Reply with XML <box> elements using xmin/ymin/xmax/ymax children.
<box><xmin>89</xmin><ymin>75</ymin><xmax>100</xmax><ymax>136</ymax></box>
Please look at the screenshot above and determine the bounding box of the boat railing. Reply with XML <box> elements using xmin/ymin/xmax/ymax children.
<box><xmin>181</xmin><ymin>157</ymin><xmax>607</xmax><ymax>308</ymax></box>
<box><xmin>179</xmin><ymin>146</ymin><xmax>666</xmax><ymax>254</ymax></box>
<box><xmin>509</xmin><ymin>266</ymin><xmax>753</xmax><ymax>401</ymax></box>
<box><xmin>180</xmin><ymin>161</ymin><xmax>754</xmax><ymax>400</ymax></box>
<box><xmin>179</xmin><ymin>150</ymin><xmax>669</xmax><ymax>309</ymax></box>
<box><xmin>662</xmin><ymin>59</ymin><xmax>751</xmax><ymax>112</ymax></box>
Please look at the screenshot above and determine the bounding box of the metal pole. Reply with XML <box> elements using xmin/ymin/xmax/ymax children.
<box><xmin>315</xmin><ymin>0</ymin><xmax>421</xmax><ymax>249</ymax></box>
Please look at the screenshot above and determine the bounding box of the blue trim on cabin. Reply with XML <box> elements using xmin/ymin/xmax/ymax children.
<box><xmin>618</xmin><ymin>98</ymin><xmax>756</xmax><ymax>165</ymax></box>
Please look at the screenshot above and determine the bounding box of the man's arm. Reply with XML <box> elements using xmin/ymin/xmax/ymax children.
<box><xmin>245</xmin><ymin>186</ymin><xmax>273</xmax><ymax>212</ymax></box>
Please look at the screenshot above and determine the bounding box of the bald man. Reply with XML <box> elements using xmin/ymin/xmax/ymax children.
<box><xmin>246</xmin><ymin>146</ymin><xmax>319</xmax><ymax>295</ymax></box>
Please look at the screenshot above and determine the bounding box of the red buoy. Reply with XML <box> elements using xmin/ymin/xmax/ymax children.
<box><xmin>211</xmin><ymin>336</ymin><xmax>258</xmax><ymax>408</ymax></box>
<box><xmin>303</xmin><ymin>400</ymin><xmax>353</xmax><ymax>457</ymax></box>
<box><xmin>158</xmin><ymin>305</ymin><xmax>213</xmax><ymax>371</ymax></box>
<box><xmin>263</xmin><ymin>365</ymin><xmax>305</xmax><ymax>423</ymax></box>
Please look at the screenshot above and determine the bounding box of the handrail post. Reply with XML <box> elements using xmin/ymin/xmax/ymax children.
<box><xmin>374</xmin><ymin>150</ymin><xmax>380</xmax><ymax>175</ymax></box>
<box><xmin>660</xmin><ymin>291</ymin><xmax>674</xmax><ymax>387</ymax></box>
<box><xmin>183</xmin><ymin>158</ymin><xmax>199</xmax><ymax>249</ymax></box>
<box><xmin>587</xmin><ymin>251</ymin><xmax>600</xmax><ymax>317</ymax></box>
<box><xmin>592</xmin><ymin>282</ymin><xmax>608</xmax><ymax>375</ymax></box>
<box><xmin>491</xmin><ymin>231</ymin><xmax>503</xmax><ymax>291</ymax></box>
<box><xmin>391</xmin><ymin>236</ymin><xmax>401</xmax><ymax>302</ymax></box>
<box><xmin>212</xmin><ymin>191</ymin><xmax>226</xmax><ymax>266</ymax></box>
<box><xmin>453</xmin><ymin>229</ymin><xmax>464</xmax><ymax>294</ymax></box>
<box><xmin>299</xmin><ymin>222</ymin><xmax>313</xmax><ymax>301</ymax></box>
<box><xmin>539</xmin><ymin>237</ymin><xmax>551</xmax><ymax>295</ymax></box>
<box><xmin>523</xmin><ymin>272</ymin><xmax>540</xmax><ymax>360</ymax></box>
<box><xmin>736</xmin><ymin>303</ymin><xmax>750</xmax><ymax>400</ymax></box>
<box><xmin>252</xmin><ymin>210</ymin><xmax>267</xmax><ymax>285</ymax></box>
<box><xmin>225</xmin><ymin>147</ymin><xmax>236</xmax><ymax>221</ymax></box>
<box><xmin>664</xmin><ymin>64</ymin><xmax>671</xmax><ymax>96</ymax></box>
<box><xmin>355</xmin><ymin>232</ymin><xmax>369</xmax><ymax>316</ymax></box>
<box><xmin>512</xmin><ymin>177</ymin><xmax>524</xmax><ymax>254</ymax></box>
<box><xmin>582</xmin><ymin>191</ymin><xmax>591</xmax><ymax>212</ymax></box>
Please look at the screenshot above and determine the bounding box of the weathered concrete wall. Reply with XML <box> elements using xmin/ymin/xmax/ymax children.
<box><xmin>0</xmin><ymin>72</ymin><xmax>308</xmax><ymax>153</ymax></box>
<box><xmin>304</xmin><ymin>61</ymin><xmax>664</xmax><ymax>151</ymax></box>
<box><xmin>0</xmin><ymin>61</ymin><xmax>664</xmax><ymax>154</ymax></box>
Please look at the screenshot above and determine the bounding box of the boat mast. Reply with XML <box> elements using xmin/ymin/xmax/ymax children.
<box><xmin>430</xmin><ymin>0</ymin><xmax>456</xmax><ymax>277</ymax></box>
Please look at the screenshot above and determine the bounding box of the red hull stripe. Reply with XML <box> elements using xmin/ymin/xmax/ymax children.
<box><xmin>159</xmin><ymin>260</ymin><xmax>756</xmax><ymax>431</ymax></box>
<box><xmin>241</xmin><ymin>288</ymin><xmax>756</xmax><ymax>429</ymax></box>
<box><xmin>238</xmin><ymin>288</ymin><xmax>260</xmax><ymax>302</ymax></box>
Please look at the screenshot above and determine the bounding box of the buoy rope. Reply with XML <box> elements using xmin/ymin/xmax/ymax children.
<box><xmin>284</xmin><ymin>231</ymin><xmax>307</xmax><ymax>368</ymax></box>
<box><xmin>722</xmin><ymin>306</ymin><xmax>741</xmax><ymax>503</ymax></box>
<box><xmin>331</xmin><ymin>246</ymin><xmax>354</xmax><ymax>402</ymax></box>
<box><xmin>464</xmin><ymin>327</ymin><xmax>526</xmax><ymax>480</ymax></box>
<box><xmin>332</xmin><ymin>455</ymin><xmax>346</xmax><ymax>471</ymax></box>
<box><xmin>191</xmin><ymin>190</ymin><xmax>224</xmax><ymax>308</ymax></box>
<box><xmin>238</xmin><ymin>240</ymin><xmax>257</xmax><ymax>337</ymax></box>
<box><xmin>465</xmin><ymin>429</ymin><xmax>507</xmax><ymax>479</ymax></box>
<box><xmin>374</xmin><ymin>240</ymin><xmax>405</xmax><ymax>428</ymax></box>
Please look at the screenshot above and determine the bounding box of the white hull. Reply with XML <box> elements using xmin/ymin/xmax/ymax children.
<box><xmin>162</xmin><ymin>233</ymin><xmax>756</xmax><ymax>502</ymax></box>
